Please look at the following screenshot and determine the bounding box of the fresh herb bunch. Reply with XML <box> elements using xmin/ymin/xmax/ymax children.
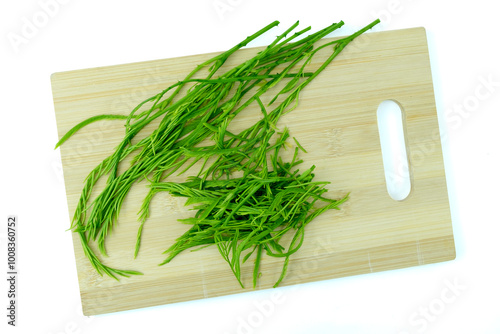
<box><xmin>56</xmin><ymin>19</ymin><xmax>379</xmax><ymax>285</ymax></box>
<box><xmin>153</xmin><ymin>128</ymin><xmax>348</xmax><ymax>288</ymax></box>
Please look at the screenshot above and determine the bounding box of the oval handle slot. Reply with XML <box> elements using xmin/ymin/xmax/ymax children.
<box><xmin>376</xmin><ymin>100</ymin><xmax>411</xmax><ymax>201</ymax></box>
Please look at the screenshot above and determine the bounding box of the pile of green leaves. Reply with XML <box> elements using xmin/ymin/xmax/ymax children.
<box><xmin>56</xmin><ymin>19</ymin><xmax>379</xmax><ymax>287</ymax></box>
<box><xmin>154</xmin><ymin>129</ymin><xmax>348</xmax><ymax>288</ymax></box>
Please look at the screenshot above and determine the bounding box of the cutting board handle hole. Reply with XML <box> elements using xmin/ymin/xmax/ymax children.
<box><xmin>377</xmin><ymin>100</ymin><xmax>411</xmax><ymax>201</ymax></box>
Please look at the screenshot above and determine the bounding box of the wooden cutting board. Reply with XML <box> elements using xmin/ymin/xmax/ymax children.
<box><xmin>51</xmin><ymin>27</ymin><xmax>455</xmax><ymax>315</ymax></box>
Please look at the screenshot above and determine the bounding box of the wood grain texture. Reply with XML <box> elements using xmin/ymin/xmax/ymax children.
<box><xmin>51</xmin><ymin>27</ymin><xmax>455</xmax><ymax>315</ymax></box>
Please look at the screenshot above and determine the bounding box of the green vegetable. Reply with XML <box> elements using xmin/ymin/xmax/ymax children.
<box><xmin>56</xmin><ymin>19</ymin><xmax>379</xmax><ymax>285</ymax></box>
<box><xmin>152</xmin><ymin>131</ymin><xmax>348</xmax><ymax>288</ymax></box>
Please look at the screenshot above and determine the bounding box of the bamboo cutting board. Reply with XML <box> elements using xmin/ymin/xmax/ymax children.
<box><xmin>52</xmin><ymin>27</ymin><xmax>455</xmax><ymax>315</ymax></box>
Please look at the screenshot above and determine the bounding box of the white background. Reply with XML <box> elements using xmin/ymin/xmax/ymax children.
<box><xmin>1</xmin><ymin>0</ymin><xmax>499</xmax><ymax>333</ymax></box>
